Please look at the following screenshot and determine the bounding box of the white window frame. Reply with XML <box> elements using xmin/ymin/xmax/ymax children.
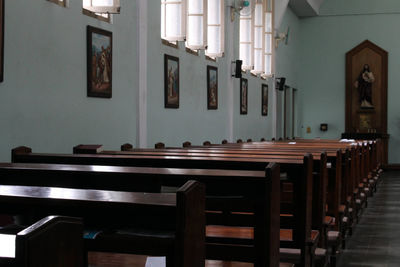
<box><xmin>47</xmin><ymin>0</ymin><xmax>67</xmax><ymax>7</ymax></box>
<box><xmin>83</xmin><ymin>0</ymin><xmax>120</xmax><ymax>14</ymax></box>
<box><xmin>161</xmin><ymin>0</ymin><xmax>187</xmax><ymax>42</ymax></box>
<box><xmin>251</xmin><ymin>1</ymin><xmax>265</xmax><ymax>74</ymax></box>
<box><xmin>186</xmin><ymin>0</ymin><xmax>207</xmax><ymax>50</ymax></box>
<box><xmin>239</xmin><ymin>2</ymin><xmax>254</xmax><ymax>71</ymax></box>
<box><xmin>263</xmin><ymin>0</ymin><xmax>274</xmax><ymax>77</ymax></box>
<box><xmin>205</xmin><ymin>0</ymin><xmax>224</xmax><ymax>58</ymax></box>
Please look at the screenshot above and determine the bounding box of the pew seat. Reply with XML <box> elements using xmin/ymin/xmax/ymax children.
<box><xmin>206</xmin><ymin>225</ymin><xmax>324</xmax><ymax>264</ymax></box>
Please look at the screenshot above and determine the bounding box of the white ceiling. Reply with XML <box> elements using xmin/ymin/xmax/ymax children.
<box><xmin>288</xmin><ymin>0</ymin><xmax>325</xmax><ymax>17</ymax></box>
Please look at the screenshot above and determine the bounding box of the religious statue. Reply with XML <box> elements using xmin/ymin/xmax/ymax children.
<box><xmin>354</xmin><ymin>64</ymin><xmax>375</xmax><ymax>108</ymax></box>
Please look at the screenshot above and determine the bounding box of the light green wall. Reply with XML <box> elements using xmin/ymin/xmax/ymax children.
<box><xmin>0</xmin><ymin>0</ymin><xmax>138</xmax><ymax>161</ymax></box>
<box><xmin>0</xmin><ymin>1</ymin><xmax>300</xmax><ymax>160</ymax></box>
<box><xmin>146</xmin><ymin>0</ymin><xmax>236</xmax><ymax>146</ymax></box>
<box><xmin>298</xmin><ymin>0</ymin><xmax>400</xmax><ymax>162</ymax></box>
<box><xmin>320</xmin><ymin>0</ymin><xmax>400</xmax><ymax>15</ymax></box>
<box><xmin>146</xmin><ymin>2</ymin><xmax>301</xmax><ymax>146</ymax></box>
<box><xmin>275</xmin><ymin>7</ymin><xmax>301</xmax><ymax>138</ymax></box>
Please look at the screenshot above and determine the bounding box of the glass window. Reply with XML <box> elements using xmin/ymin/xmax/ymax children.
<box><xmin>206</xmin><ymin>0</ymin><xmax>224</xmax><ymax>58</ymax></box>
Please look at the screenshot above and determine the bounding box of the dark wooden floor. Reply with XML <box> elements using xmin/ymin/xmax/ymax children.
<box><xmin>338</xmin><ymin>171</ymin><xmax>400</xmax><ymax>267</ymax></box>
<box><xmin>88</xmin><ymin>253</ymin><xmax>254</xmax><ymax>267</ymax></box>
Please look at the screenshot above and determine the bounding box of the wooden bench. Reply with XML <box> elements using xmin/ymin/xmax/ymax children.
<box><xmin>0</xmin><ymin>160</ymin><xmax>280</xmax><ymax>267</ymax></box>
<box><xmin>0</xmin><ymin>216</ymin><xmax>83</xmax><ymax>267</ymax></box>
<box><xmin>0</xmin><ymin>181</ymin><xmax>205</xmax><ymax>267</ymax></box>
<box><xmin>12</xmin><ymin>146</ymin><xmax>315</xmax><ymax>267</ymax></box>
<box><xmin>115</xmin><ymin>141</ymin><xmax>364</xmax><ymax>263</ymax></box>
<box><xmin>97</xmin><ymin>145</ymin><xmax>338</xmax><ymax>245</ymax></box>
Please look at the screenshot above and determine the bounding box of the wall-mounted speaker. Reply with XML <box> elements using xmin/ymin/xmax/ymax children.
<box><xmin>232</xmin><ymin>60</ymin><xmax>242</xmax><ymax>78</ymax></box>
<box><xmin>276</xmin><ymin>77</ymin><xmax>286</xmax><ymax>91</ymax></box>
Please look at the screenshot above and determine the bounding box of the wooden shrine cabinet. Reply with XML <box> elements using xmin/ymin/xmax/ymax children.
<box><xmin>343</xmin><ymin>40</ymin><xmax>389</xmax><ymax>164</ymax></box>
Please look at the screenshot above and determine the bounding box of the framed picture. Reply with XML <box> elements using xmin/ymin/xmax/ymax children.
<box><xmin>0</xmin><ymin>0</ymin><xmax>4</xmax><ymax>82</ymax></box>
<box><xmin>240</xmin><ymin>78</ymin><xmax>248</xmax><ymax>114</ymax></box>
<box><xmin>87</xmin><ymin>26</ymin><xmax>112</xmax><ymax>98</ymax></box>
<box><xmin>262</xmin><ymin>84</ymin><xmax>268</xmax><ymax>116</ymax></box>
<box><xmin>164</xmin><ymin>54</ymin><xmax>179</xmax><ymax>108</ymax></box>
<box><xmin>207</xmin><ymin>66</ymin><xmax>218</xmax><ymax>109</ymax></box>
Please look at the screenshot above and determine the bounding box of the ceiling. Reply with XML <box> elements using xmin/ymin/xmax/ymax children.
<box><xmin>288</xmin><ymin>0</ymin><xmax>325</xmax><ymax>17</ymax></box>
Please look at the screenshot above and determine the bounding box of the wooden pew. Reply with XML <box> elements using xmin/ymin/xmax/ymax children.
<box><xmin>0</xmin><ymin>181</ymin><xmax>205</xmax><ymax>267</ymax></box>
<box><xmin>0</xmin><ymin>161</ymin><xmax>280</xmax><ymax>267</ymax></box>
<box><xmin>0</xmin><ymin>216</ymin><xmax>83</xmax><ymax>267</ymax></box>
<box><xmin>105</xmin><ymin>145</ymin><xmax>340</xmax><ymax>241</ymax></box>
<box><xmin>12</xmin><ymin>146</ymin><xmax>315</xmax><ymax>267</ymax></box>
<box><xmin>116</xmin><ymin>141</ymin><xmax>360</xmax><ymax>254</ymax></box>
<box><xmin>105</xmin><ymin>144</ymin><xmax>344</xmax><ymax>261</ymax></box>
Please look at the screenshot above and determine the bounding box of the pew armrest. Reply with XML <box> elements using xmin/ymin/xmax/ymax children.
<box><xmin>16</xmin><ymin>216</ymin><xmax>84</xmax><ymax>267</ymax></box>
<box><xmin>176</xmin><ymin>180</ymin><xmax>206</xmax><ymax>267</ymax></box>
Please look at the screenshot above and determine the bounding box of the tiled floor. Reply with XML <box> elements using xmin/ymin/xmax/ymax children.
<box><xmin>338</xmin><ymin>171</ymin><xmax>400</xmax><ymax>267</ymax></box>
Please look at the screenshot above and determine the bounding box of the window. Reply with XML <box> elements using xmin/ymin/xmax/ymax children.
<box><xmin>239</xmin><ymin>1</ymin><xmax>254</xmax><ymax>70</ymax></box>
<box><xmin>83</xmin><ymin>0</ymin><xmax>120</xmax><ymax>13</ymax></box>
<box><xmin>186</xmin><ymin>0</ymin><xmax>207</xmax><ymax>50</ymax></box>
<box><xmin>47</xmin><ymin>0</ymin><xmax>66</xmax><ymax>7</ymax></box>
<box><xmin>264</xmin><ymin>0</ymin><xmax>273</xmax><ymax>76</ymax></box>
<box><xmin>252</xmin><ymin>2</ymin><xmax>264</xmax><ymax>74</ymax></box>
<box><xmin>206</xmin><ymin>0</ymin><xmax>224</xmax><ymax>58</ymax></box>
<box><xmin>83</xmin><ymin>0</ymin><xmax>120</xmax><ymax>22</ymax></box>
<box><xmin>160</xmin><ymin>0</ymin><xmax>225</xmax><ymax>55</ymax></box>
<box><xmin>161</xmin><ymin>0</ymin><xmax>186</xmax><ymax>42</ymax></box>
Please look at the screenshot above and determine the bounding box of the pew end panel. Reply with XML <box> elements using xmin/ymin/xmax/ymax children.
<box><xmin>73</xmin><ymin>145</ymin><xmax>103</xmax><ymax>154</ymax></box>
<box><xmin>176</xmin><ymin>180</ymin><xmax>206</xmax><ymax>267</ymax></box>
<box><xmin>121</xmin><ymin>143</ymin><xmax>133</xmax><ymax>151</ymax></box>
<box><xmin>283</xmin><ymin>154</ymin><xmax>313</xmax><ymax>267</ymax></box>
<box><xmin>11</xmin><ymin>146</ymin><xmax>32</xmax><ymax>163</ymax></box>
<box><xmin>0</xmin><ymin>216</ymin><xmax>84</xmax><ymax>267</ymax></box>
<box><xmin>254</xmin><ymin>162</ymin><xmax>280</xmax><ymax>267</ymax></box>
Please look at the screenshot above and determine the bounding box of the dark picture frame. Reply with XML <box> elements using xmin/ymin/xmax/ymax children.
<box><xmin>262</xmin><ymin>84</ymin><xmax>268</xmax><ymax>116</ymax></box>
<box><xmin>87</xmin><ymin>26</ymin><xmax>112</xmax><ymax>98</ymax></box>
<box><xmin>207</xmin><ymin>66</ymin><xmax>218</xmax><ymax>109</ymax></box>
<box><xmin>0</xmin><ymin>0</ymin><xmax>4</xmax><ymax>82</ymax></box>
<box><xmin>240</xmin><ymin>78</ymin><xmax>248</xmax><ymax>114</ymax></box>
<box><xmin>164</xmin><ymin>54</ymin><xmax>180</xmax><ymax>108</ymax></box>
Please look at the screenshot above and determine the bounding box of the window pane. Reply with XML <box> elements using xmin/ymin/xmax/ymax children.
<box><xmin>187</xmin><ymin>16</ymin><xmax>203</xmax><ymax>46</ymax></box>
<box><xmin>83</xmin><ymin>0</ymin><xmax>90</xmax><ymax>6</ymax></box>
<box><xmin>254</xmin><ymin>4</ymin><xmax>263</xmax><ymax>26</ymax></box>
<box><xmin>240</xmin><ymin>44</ymin><xmax>252</xmax><ymax>68</ymax></box>
<box><xmin>166</xmin><ymin>3</ymin><xmax>182</xmax><ymax>38</ymax></box>
<box><xmin>208</xmin><ymin>0</ymin><xmax>220</xmax><ymax>24</ymax></box>
<box><xmin>265</xmin><ymin>34</ymin><xmax>272</xmax><ymax>53</ymax></box>
<box><xmin>254</xmin><ymin>49</ymin><xmax>263</xmax><ymax>72</ymax></box>
<box><xmin>264</xmin><ymin>54</ymin><xmax>272</xmax><ymax>75</ymax></box>
<box><xmin>254</xmin><ymin>27</ymin><xmax>263</xmax><ymax>49</ymax></box>
<box><xmin>240</xmin><ymin>19</ymin><xmax>251</xmax><ymax>42</ymax></box>
<box><xmin>92</xmin><ymin>0</ymin><xmax>113</xmax><ymax>6</ymax></box>
<box><xmin>207</xmin><ymin>25</ymin><xmax>221</xmax><ymax>55</ymax></box>
<box><xmin>265</xmin><ymin>12</ymin><xmax>272</xmax><ymax>32</ymax></box>
<box><xmin>188</xmin><ymin>0</ymin><xmax>203</xmax><ymax>13</ymax></box>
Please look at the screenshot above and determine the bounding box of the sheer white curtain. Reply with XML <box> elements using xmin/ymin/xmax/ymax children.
<box><xmin>206</xmin><ymin>0</ymin><xmax>224</xmax><ymax>57</ymax></box>
<box><xmin>186</xmin><ymin>0</ymin><xmax>207</xmax><ymax>50</ymax></box>
<box><xmin>83</xmin><ymin>0</ymin><xmax>120</xmax><ymax>13</ymax></box>
<box><xmin>239</xmin><ymin>1</ymin><xmax>253</xmax><ymax>70</ymax></box>
<box><xmin>161</xmin><ymin>0</ymin><xmax>186</xmax><ymax>42</ymax></box>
